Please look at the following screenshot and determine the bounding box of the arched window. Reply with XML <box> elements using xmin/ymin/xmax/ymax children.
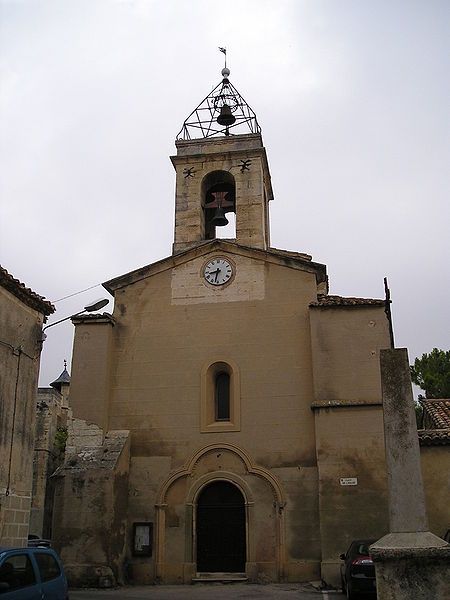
<box><xmin>201</xmin><ymin>360</ymin><xmax>240</xmax><ymax>432</ymax></box>
<box><xmin>215</xmin><ymin>372</ymin><xmax>230</xmax><ymax>421</ymax></box>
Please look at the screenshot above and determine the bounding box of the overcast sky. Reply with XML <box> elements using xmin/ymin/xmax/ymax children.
<box><xmin>1</xmin><ymin>0</ymin><xmax>448</xmax><ymax>388</ymax></box>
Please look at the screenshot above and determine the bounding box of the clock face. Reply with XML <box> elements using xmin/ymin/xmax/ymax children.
<box><xmin>203</xmin><ymin>258</ymin><xmax>234</xmax><ymax>286</ymax></box>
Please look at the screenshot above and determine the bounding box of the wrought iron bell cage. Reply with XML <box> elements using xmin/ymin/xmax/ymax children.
<box><xmin>176</xmin><ymin>71</ymin><xmax>261</xmax><ymax>141</ymax></box>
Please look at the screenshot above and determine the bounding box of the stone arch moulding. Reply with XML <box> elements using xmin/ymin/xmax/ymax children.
<box><xmin>186</xmin><ymin>470</ymin><xmax>253</xmax><ymax>506</ymax></box>
<box><xmin>154</xmin><ymin>443</ymin><xmax>287</xmax><ymax>582</ymax></box>
<box><xmin>156</xmin><ymin>442</ymin><xmax>285</xmax><ymax>506</ymax></box>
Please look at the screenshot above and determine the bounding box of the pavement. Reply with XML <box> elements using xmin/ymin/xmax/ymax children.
<box><xmin>70</xmin><ymin>583</ymin><xmax>343</xmax><ymax>600</ymax></box>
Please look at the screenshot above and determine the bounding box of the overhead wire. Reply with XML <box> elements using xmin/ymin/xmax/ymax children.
<box><xmin>52</xmin><ymin>283</ymin><xmax>101</xmax><ymax>303</ymax></box>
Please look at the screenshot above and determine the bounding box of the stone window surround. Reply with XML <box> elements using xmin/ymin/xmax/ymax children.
<box><xmin>200</xmin><ymin>358</ymin><xmax>240</xmax><ymax>433</ymax></box>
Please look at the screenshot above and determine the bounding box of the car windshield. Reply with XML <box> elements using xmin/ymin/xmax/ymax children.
<box><xmin>352</xmin><ymin>540</ymin><xmax>375</xmax><ymax>556</ymax></box>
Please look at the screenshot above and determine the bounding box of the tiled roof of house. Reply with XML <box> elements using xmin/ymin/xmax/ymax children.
<box><xmin>418</xmin><ymin>429</ymin><xmax>450</xmax><ymax>446</ymax></box>
<box><xmin>71</xmin><ymin>312</ymin><xmax>115</xmax><ymax>325</ymax></box>
<box><xmin>309</xmin><ymin>294</ymin><xmax>385</xmax><ymax>308</ymax></box>
<box><xmin>0</xmin><ymin>265</ymin><xmax>55</xmax><ymax>316</ymax></box>
<box><xmin>420</xmin><ymin>399</ymin><xmax>450</xmax><ymax>429</ymax></box>
<box><xmin>418</xmin><ymin>399</ymin><xmax>450</xmax><ymax>446</ymax></box>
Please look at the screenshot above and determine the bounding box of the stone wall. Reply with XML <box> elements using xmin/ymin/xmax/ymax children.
<box><xmin>172</xmin><ymin>134</ymin><xmax>272</xmax><ymax>253</ymax></box>
<box><xmin>0</xmin><ymin>285</ymin><xmax>46</xmax><ymax>547</ymax></box>
<box><xmin>30</xmin><ymin>387</ymin><xmax>71</xmax><ymax>538</ymax></box>
<box><xmin>52</xmin><ymin>427</ymin><xmax>130</xmax><ymax>587</ymax></box>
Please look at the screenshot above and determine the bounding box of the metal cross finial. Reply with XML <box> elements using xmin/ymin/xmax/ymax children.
<box><xmin>219</xmin><ymin>47</ymin><xmax>227</xmax><ymax>69</ymax></box>
<box><xmin>384</xmin><ymin>277</ymin><xmax>395</xmax><ymax>349</ymax></box>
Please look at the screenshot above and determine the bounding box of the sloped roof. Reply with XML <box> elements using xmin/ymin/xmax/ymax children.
<box><xmin>418</xmin><ymin>399</ymin><xmax>450</xmax><ymax>446</ymax></box>
<box><xmin>50</xmin><ymin>367</ymin><xmax>71</xmax><ymax>391</ymax></box>
<box><xmin>418</xmin><ymin>429</ymin><xmax>450</xmax><ymax>446</ymax></box>
<box><xmin>0</xmin><ymin>265</ymin><xmax>55</xmax><ymax>316</ymax></box>
<box><xmin>103</xmin><ymin>240</ymin><xmax>327</xmax><ymax>294</ymax></box>
<box><xmin>71</xmin><ymin>312</ymin><xmax>115</xmax><ymax>325</ymax></box>
<box><xmin>310</xmin><ymin>294</ymin><xmax>385</xmax><ymax>308</ymax></box>
<box><xmin>420</xmin><ymin>399</ymin><xmax>450</xmax><ymax>429</ymax></box>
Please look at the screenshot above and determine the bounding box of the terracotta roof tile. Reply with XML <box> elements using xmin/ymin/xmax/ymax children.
<box><xmin>0</xmin><ymin>265</ymin><xmax>55</xmax><ymax>316</ymax></box>
<box><xmin>420</xmin><ymin>399</ymin><xmax>450</xmax><ymax>429</ymax></box>
<box><xmin>310</xmin><ymin>294</ymin><xmax>385</xmax><ymax>308</ymax></box>
<box><xmin>418</xmin><ymin>428</ymin><xmax>450</xmax><ymax>446</ymax></box>
<box><xmin>71</xmin><ymin>312</ymin><xmax>115</xmax><ymax>325</ymax></box>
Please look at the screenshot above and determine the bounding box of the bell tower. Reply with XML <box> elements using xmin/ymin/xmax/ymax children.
<box><xmin>171</xmin><ymin>66</ymin><xmax>273</xmax><ymax>254</ymax></box>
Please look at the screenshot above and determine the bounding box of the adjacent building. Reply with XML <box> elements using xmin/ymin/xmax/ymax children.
<box><xmin>419</xmin><ymin>399</ymin><xmax>450</xmax><ymax>540</ymax></box>
<box><xmin>30</xmin><ymin>364</ymin><xmax>71</xmax><ymax>540</ymax></box>
<box><xmin>0</xmin><ymin>266</ymin><xmax>54</xmax><ymax>547</ymax></box>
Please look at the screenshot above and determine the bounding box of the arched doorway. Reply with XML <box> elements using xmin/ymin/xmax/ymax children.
<box><xmin>196</xmin><ymin>481</ymin><xmax>246</xmax><ymax>573</ymax></box>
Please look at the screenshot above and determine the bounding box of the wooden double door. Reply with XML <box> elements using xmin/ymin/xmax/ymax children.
<box><xmin>196</xmin><ymin>481</ymin><xmax>246</xmax><ymax>573</ymax></box>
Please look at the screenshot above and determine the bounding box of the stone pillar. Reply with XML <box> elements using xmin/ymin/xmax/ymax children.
<box><xmin>370</xmin><ymin>348</ymin><xmax>450</xmax><ymax>600</ymax></box>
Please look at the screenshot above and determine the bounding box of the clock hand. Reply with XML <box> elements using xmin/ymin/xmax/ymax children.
<box><xmin>214</xmin><ymin>268</ymin><xmax>220</xmax><ymax>282</ymax></box>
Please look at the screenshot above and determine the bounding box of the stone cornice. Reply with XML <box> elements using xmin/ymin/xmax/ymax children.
<box><xmin>103</xmin><ymin>240</ymin><xmax>327</xmax><ymax>294</ymax></box>
<box><xmin>311</xmin><ymin>400</ymin><xmax>383</xmax><ymax>409</ymax></box>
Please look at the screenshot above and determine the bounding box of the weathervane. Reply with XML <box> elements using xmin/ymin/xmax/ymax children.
<box><xmin>219</xmin><ymin>46</ymin><xmax>227</xmax><ymax>68</ymax></box>
<box><xmin>176</xmin><ymin>48</ymin><xmax>261</xmax><ymax>140</ymax></box>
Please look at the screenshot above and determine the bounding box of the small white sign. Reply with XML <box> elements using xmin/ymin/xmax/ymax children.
<box><xmin>340</xmin><ymin>477</ymin><xmax>358</xmax><ymax>486</ymax></box>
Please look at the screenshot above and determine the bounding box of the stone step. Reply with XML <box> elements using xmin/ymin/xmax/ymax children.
<box><xmin>193</xmin><ymin>573</ymin><xmax>248</xmax><ymax>583</ymax></box>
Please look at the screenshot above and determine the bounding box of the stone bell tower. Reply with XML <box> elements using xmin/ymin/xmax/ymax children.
<box><xmin>171</xmin><ymin>67</ymin><xmax>273</xmax><ymax>254</ymax></box>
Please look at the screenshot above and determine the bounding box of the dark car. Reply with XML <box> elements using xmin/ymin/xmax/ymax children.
<box><xmin>0</xmin><ymin>546</ymin><xmax>68</xmax><ymax>599</ymax></box>
<box><xmin>340</xmin><ymin>539</ymin><xmax>377</xmax><ymax>599</ymax></box>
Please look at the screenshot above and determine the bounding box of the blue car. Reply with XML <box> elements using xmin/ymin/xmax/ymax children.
<box><xmin>0</xmin><ymin>547</ymin><xmax>68</xmax><ymax>599</ymax></box>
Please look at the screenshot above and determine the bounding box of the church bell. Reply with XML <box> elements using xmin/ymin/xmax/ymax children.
<box><xmin>217</xmin><ymin>104</ymin><xmax>236</xmax><ymax>127</ymax></box>
<box><xmin>211</xmin><ymin>206</ymin><xmax>229</xmax><ymax>227</ymax></box>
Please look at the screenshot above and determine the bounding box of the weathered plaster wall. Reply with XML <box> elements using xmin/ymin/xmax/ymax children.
<box><xmin>52</xmin><ymin>429</ymin><xmax>130</xmax><ymax>587</ymax></box>
<box><xmin>420</xmin><ymin>446</ymin><xmax>450</xmax><ymax>539</ymax></box>
<box><xmin>310</xmin><ymin>306</ymin><xmax>390</xmax><ymax>403</ymax></box>
<box><xmin>108</xmin><ymin>259</ymin><xmax>317</xmax><ymax>465</ymax></box>
<box><xmin>314</xmin><ymin>406</ymin><xmax>389</xmax><ymax>585</ymax></box>
<box><xmin>310</xmin><ymin>305</ymin><xmax>391</xmax><ymax>585</ymax></box>
<box><xmin>69</xmin><ymin>317</ymin><xmax>114</xmax><ymax>433</ymax></box>
<box><xmin>0</xmin><ymin>286</ymin><xmax>44</xmax><ymax>547</ymax></box>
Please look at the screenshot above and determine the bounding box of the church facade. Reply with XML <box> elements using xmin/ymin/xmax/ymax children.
<box><xmin>52</xmin><ymin>72</ymin><xmax>392</xmax><ymax>586</ymax></box>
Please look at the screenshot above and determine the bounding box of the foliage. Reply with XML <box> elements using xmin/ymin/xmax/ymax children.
<box><xmin>410</xmin><ymin>348</ymin><xmax>450</xmax><ymax>399</ymax></box>
<box><xmin>54</xmin><ymin>426</ymin><xmax>68</xmax><ymax>455</ymax></box>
